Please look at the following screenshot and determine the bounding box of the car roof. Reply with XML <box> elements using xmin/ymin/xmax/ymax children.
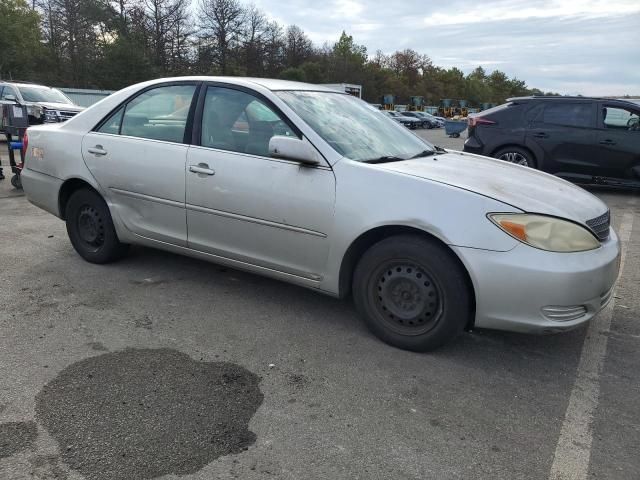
<box><xmin>140</xmin><ymin>76</ymin><xmax>345</xmax><ymax>93</ymax></box>
<box><xmin>0</xmin><ymin>80</ymin><xmax>58</xmax><ymax>89</ymax></box>
<box><xmin>507</xmin><ymin>95</ymin><xmax>639</xmax><ymax>107</ymax></box>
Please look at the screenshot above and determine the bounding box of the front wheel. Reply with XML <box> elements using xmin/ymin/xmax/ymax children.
<box><xmin>353</xmin><ymin>235</ymin><xmax>471</xmax><ymax>352</ymax></box>
<box><xmin>65</xmin><ymin>188</ymin><xmax>129</xmax><ymax>264</ymax></box>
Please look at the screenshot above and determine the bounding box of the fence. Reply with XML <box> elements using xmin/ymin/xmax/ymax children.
<box><xmin>58</xmin><ymin>88</ymin><xmax>114</xmax><ymax>107</ymax></box>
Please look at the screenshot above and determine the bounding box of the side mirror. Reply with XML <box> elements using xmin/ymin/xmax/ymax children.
<box><xmin>4</xmin><ymin>94</ymin><xmax>17</xmax><ymax>103</ymax></box>
<box><xmin>269</xmin><ymin>136</ymin><xmax>321</xmax><ymax>165</ymax></box>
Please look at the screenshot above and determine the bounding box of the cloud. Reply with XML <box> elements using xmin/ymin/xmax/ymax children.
<box><xmin>422</xmin><ymin>0</ymin><xmax>640</xmax><ymax>25</ymax></box>
<box><xmin>252</xmin><ymin>0</ymin><xmax>640</xmax><ymax>95</ymax></box>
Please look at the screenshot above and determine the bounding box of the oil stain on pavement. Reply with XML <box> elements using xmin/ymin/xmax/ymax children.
<box><xmin>34</xmin><ymin>348</ymin><xmax>263</xmax><ymax>480</ymax></box>
<box><xmin>0</xmin><ymin>421</ymin><xmax>37</xmax><ymax>459</ymax></box>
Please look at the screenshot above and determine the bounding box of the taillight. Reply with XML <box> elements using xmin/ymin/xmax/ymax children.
<box><xmin>21</xmin><ymin>130</ymin><xmax>28</xmax><ymax>162</ymax></box>
<box><xmin>468</xmin><ymin>116</ymin><xmax>496</xmax><ymax>127</ymax></box>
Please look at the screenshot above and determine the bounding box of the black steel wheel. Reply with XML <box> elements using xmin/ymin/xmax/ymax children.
<box><xmin>65</xmin><ymin>188</ymin><xmax>129</xmax><ymax>264</ymax></box>
<box><xmin>77</xmin><ymin>205</ymin><xmax>105</xmax><ymax>251</ymax></box>
<box><xmin>372</xmin><ymin>261</ymin><xmax>443</xmax><ymax>336</ymax></box>
<box><xmin>353</xmin><ymin>235</ymin><xmax>471</xmax><ymax>351</ymax></box>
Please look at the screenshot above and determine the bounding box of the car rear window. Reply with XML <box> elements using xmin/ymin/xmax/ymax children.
<box><xmin>97</xmin><ymin>84</ymin><xmax>197</xmax><ymax>143</ymax></box>
<box><xmin>542</xmin><ymin>103</ymin><xmax>593</xmax><ymax>128</ymax></box>
<box><xmin>479</xmin><ymin>102</ymin><xmax>523</xmax><ymax>123</ymax></box>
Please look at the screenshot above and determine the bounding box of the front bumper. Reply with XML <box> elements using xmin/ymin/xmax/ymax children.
<box><xmin>452</xmin><ymin>229</ymin><xmax>621</xmax><ymax>333</ymax></box>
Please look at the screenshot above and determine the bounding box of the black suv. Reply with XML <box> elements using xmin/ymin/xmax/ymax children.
<box><xmin>464</xmin><ymin>96</ymin><xmax>640</xmax><ymax>188</ymax></box>
<box><xmin>0</xmin><ymin>81</ymin><xmax>83</xmax><ymax>130</ymax></box>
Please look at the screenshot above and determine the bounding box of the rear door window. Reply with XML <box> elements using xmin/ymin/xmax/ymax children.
<box><xmin>542</xmin><ymin>103</ymin><xmax>594</xmax><ymax>128</ymax></box>
<box><xmin>97</xmin><ymin>106</ymin><xmax>125</xmax><ymax>135</ymax></box>
<box><xmin>119</xmin><ymin>84</ymin><xmax>197</xmax><ymax>143</ymax></box>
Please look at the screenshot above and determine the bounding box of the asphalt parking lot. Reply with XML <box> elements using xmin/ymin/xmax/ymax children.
<box><xmin>0</xmin><ymin>134</ymin><xmax>639</xmax><ymax>480</ymax></box>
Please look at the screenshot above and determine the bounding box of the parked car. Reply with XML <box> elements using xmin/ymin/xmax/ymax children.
<box><xmin>410</xmin><ymin>111</ymin><xmax>445</xmax><ymax>128</ymax></box>
<box><xmin>383</xmin><ymin>110</ymin><xmax>421</xmax><ymax>129</ymax></box>
<box><xmin>401</xmin><ymin>111</ymin><xmax>436</xmax><ymax>129</ymax></box>
<box><xmin>21</xmin><ymin>78</ymin><xmax>619</xmax><ymax>351</ymax></box>
<box><xmin>419</xmin><ymin>112</ymin><xmax>446</xmax><ymax>128</ymax></box>
<box><xmin>0</xmin><ymin>81</ymin><xmax>84</xmax><ymax>131</ymax></box>
<box><xmin>464</xmin><ymin>96</ymin><xmax>640</xmax><ymax>188</ymax></box>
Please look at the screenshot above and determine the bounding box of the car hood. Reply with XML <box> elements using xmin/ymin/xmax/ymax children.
<box><xmin>25</xmin><ymin>101</ymin><xmax>84</xmax><ymax>111</ymax></box>
<box><xmin>374</xmin><ymin>151</ymin><xmax>608</xmax><ymax>224</ymax></box>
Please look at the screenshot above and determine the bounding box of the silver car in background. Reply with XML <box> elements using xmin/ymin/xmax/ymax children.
<box><xmin>383</xmin><ymin>110</ymin><xmax>422</xmax><ymax>129</ymax></box>
<box><xmin>21</xmin><ymin>77</ymin><xmax>620</xmax><ymax>351</ymax></box>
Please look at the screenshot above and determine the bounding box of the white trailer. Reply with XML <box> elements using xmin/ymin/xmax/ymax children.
<box><xmin>320</xmin><ymin>83</ymin><xmax>362</xmax><ymax>98</ymax></box>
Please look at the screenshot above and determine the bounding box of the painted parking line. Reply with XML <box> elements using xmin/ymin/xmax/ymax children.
<box><xmin>549</xmin><ymin>205</ymin><xmax>635</xmax><ymax>480</ymax></box>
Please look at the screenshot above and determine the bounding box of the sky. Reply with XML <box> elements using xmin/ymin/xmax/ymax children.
<box><xmin>252</xmin><ymin>0</ymin><xmax>640</xmax><ymax>96</ymax></box>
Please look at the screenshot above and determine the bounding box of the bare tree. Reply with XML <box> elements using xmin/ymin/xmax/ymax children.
<box><xmin>198</xmin><ymin>0</ymin><xmax>245</xmax><ymax>75</ymax></box>
<box><xmin>143</xmin><ymin>0</ymin><xmax>190</xmax><ymax>74</ymax></box>
<box><xmin>38</xmin><ymin>0</ymin><xmax>113</xmax><ymax>86</ymax></box>
<box><xmin>241</xmin><ymin>4</ymin><xmax>267</xmax><ymax>75</ymax></box>
<box><xmin>262</xmin><ymin>20</ymin><xmax>285</xmax><ymax>76</ymax></box>
<box><xmin>284</xmin><ymin>25</ymin><xmax>313</xmax><ymax>68</ymax></box>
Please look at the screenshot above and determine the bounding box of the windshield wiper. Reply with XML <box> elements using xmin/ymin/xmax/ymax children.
<box><xmin>433</xmin><ymin>145</ymin><xmax>447</xmax><ymax>153</ymax></box>
<box><xmin>409</xmin><ymin>150</ymin><xmax>436</xmax><ymax>159</ymax></box>
<box><xmin>361</xmin><ymin>156</ymin><xmax>408</xmax><ymax>164</ymax></box>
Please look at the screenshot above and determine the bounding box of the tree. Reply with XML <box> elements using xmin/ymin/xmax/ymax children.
<box><xmin>284</xmin><ymin>25</ymin><xmax>313</xmax><ymax>68</ymax></box>
<box><xmin>0</xmin><ymin>0</ymin><xmax>44</xmax><ymax>80</ymax></box>
<box><xmin>143</xmin><ymin>0</ymin><xmax>191</xmax><ymax>74</ymax></box>
<box><xmin>241</xmin><ymin>4</ymin><xmax>268</xmax><ymax>75</ymax></box>
<box><xmin>38</xmin><ymin>0</ymin><xmax>115</xmax><ymax>86</ymax></box>
<box><xmin>4</xmin><ymin>0</ymin><xmax>552</xmax><ymax>104</ymax></box>
<box><xmin>329</xmin><ymin>31</ymin><xmax>367</xmax><ymax>82</ymax></box>
<box><xmin>198</xmin><ymin>0</ymin><xmax>245</xmax><ymax>74</ymax></box>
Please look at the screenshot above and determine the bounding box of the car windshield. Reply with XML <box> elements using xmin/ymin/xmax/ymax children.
<box><xmin>17</xmin><ymin>86</ymin><xmax>72</xmax><ymax>104</ymax></box>
<box><xmin>276</xmin><ymin>91</ymin><xmax>433</xmax><ymax>162</ymax></box>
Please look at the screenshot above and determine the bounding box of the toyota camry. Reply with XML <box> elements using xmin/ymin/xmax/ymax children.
<box><xmin>21</xmin><ymin>77</ymin><xmax>620</xmax><ymax>351</ymax></box>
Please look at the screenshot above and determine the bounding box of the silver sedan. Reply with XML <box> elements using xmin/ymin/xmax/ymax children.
<box><xmin>21</xmin><ymin>77</ymin><xmax>620</xmax><ymax>351</ymax></box>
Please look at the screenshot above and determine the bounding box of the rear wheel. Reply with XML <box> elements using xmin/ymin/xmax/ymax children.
<box><xmin>494</xmin><ymin>147</ymin><xmax>536</xmax><ymax>168</ymax></box>
<box><xmin>65</xmin><ymin>188</ymin><xmax>129</xmax><ymax>264</ymax></box>
<box><xmin>353</xmin><ymin>235</ymin><xmax>471</xmax><ymax>351</ymax></box>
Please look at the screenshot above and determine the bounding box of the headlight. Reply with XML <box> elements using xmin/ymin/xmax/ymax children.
<box><xmin>43</xmin><ymin>109</ymin><xmax>59</xmax><ymax>123</ymax></box>
<box><xmin>489</xmin><ymin>213</ymin><xmax>600</xmax><ymax>252</ymax></box>
<box><xmin>27</xmin><ymin>105</ymin><xmax>43</xmax><ymax>118</ymax></box>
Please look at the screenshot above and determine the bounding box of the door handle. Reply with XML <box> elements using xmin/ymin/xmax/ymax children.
<box><xmin>599</xmin><ymin>139</ymin><xmax>616</xmax><ymax>146</ymax></box>
<box><xmin>532</xmin><ymin>133</ymin><xmax>549</xmax><ymax>139</ymax></box>
<box><xmin>87</xmin><ymin>145</ymin><xmax>107</xmax><ymax>156</ymax></box>
<box><xmin>189</xmin><ymin>163</ymin><xmax>215</xmax><ymax>175</ymax></box>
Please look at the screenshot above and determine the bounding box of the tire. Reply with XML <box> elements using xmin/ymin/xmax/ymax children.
<box><xmin>10</xmin><ymin>174</ymin><xmax>22</xmax><ymax>189</ymax></box>
<box><xmin>352</xmin><ymin>235</ymin><xmax>471</xmax><ymax>352</ymax></box>
<box><xmin>493</xmin><ymin>146</ymin><xmax>536</xmax><ymax>168</ymax></box>
<box><xmin>65</xmin><ymin>188</ymin><xmax>129</xmax><ymax>264</ymax></box>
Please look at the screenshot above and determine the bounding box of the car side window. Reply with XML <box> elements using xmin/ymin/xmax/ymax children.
<box><xmin>200</xmin><ymin>86</ymin><xmax>297</xmax><ymax>157</ymax></box>
<box><xmin>1</xmin><ymin>86</ymin><xmax>17</xmax><ymax>101</ymax></box>
<box><xmin>603</xmin><ymin>106</ymin><xmax>640</xmax><ymax>131</ymax></box>
<box><xmin>119</xmin><ymin>84</ymin><xmax>196</xmax><ymax>143</ymax></box>
<box><xmin>97</xmin><ymin>106</ymin><xmax>125</xmax><ymax>135</ymax></box>
<box><xmin>542</xmin><ymin>103</ymin><xmax>593</xmax><ymax>128</ymax></box>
